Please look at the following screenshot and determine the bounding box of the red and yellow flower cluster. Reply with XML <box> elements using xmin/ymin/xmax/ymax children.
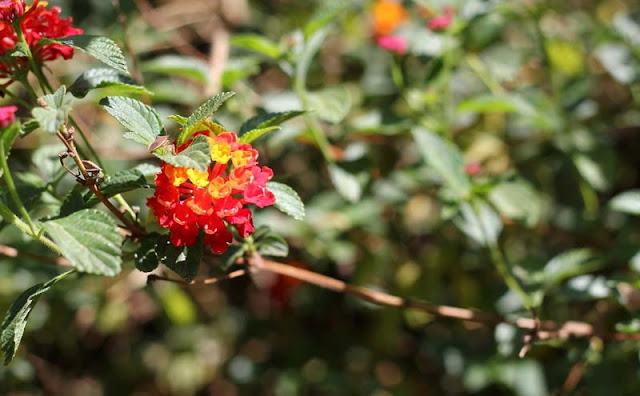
<box><xmin>0</xmin><ymin>0</ymin><xmax>82</xmax><ymax>81</ymax></box>
<box><xmin>147</xmin><ymin>129</ymin><xmax>276</xmax><ymax>254</ymax></box>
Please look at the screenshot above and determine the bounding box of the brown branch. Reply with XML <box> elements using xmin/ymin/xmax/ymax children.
<box><xmin>247</xmin><ymin>255</ymin><xmax>640</xmax><ymax>342</ymax></box>
<box><xmin>0</xmin><ymin>244</ymin><xmax>70</xmax><ymax>267</ymax></box>
<box><xmin>56</xmin><ymin>128</ymin><xmax>144</xmax><ymax>237</ymax></box>
<box><xmin>147</xmin><ymin>269</ymin><xmax>247</xmax><ymax>286</ymax></box>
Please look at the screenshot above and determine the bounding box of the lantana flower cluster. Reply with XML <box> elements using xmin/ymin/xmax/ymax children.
<box><xmin>0</xmin><ymin>0</ymin><xmax>82</xmax><ymax>82</ymax></box>
<box><xmin>147</xmin><ymin>128</ymin><xmax>276</xmax><ymax>254</ymax></box>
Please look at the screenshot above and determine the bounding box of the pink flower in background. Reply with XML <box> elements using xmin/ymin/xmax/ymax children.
<box><xmin>0</xmin><ymin>104</ymin><xmax>17</xmax><ymax>128</ymax></box>
<box><xmin>427</xmin><ymin>14</ymin><xmax>452</xmax><ymax>31</ymax></box>
<box><xmin>377</xmin><ymin>34</ymin><xmax>407</xmax><ymax>55</ymax></box>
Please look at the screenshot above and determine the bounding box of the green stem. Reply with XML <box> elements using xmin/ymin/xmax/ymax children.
<box><xmin>0</xmin><ymin>142</ymin><xmax>36</xmax><ymax>234</ymax></box>
<box><xmin>294</xmin><ymin>64</ymin><xmax>334</xmax><ymax>162</ymax></box>
<box><xmin>465</xmin><ymin>54</ymin><xmax>505</xmax><ymax>95</ymax></box>
<box><xmin>0</xmin><ymin>200</ymin><xmax>61</xmax><ymax>254</ymax></box>
<box><xmin>471</xmin><ymin>200</ymin><xmax>533</xmax><ymax>309</ymax></box>
<box><xmin>441</xmin><ymin>30</ymin><xmax>454</xmax><ymax>138</ymax></box>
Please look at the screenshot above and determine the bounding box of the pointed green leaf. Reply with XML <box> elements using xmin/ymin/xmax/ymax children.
<box><xmin>42</xmin><ymin>209</ymin><xmax>124</xmax><ymax>276</ymax></box>
<box><xmin>257</xmin><ymin>234</ymin><xmax>289</xmax><ymax>258</ymax></box>
<box><xmin>609</xmin><ymin>190</ymin><xmax>640</xmax><ymax>216</ymax></box>
<box><xmin>134</xmin><ymin>234</ymin><xmax>162</xmax><ymax>273</ymax></box>
<box><xmin>238</xmin><ymin>126</ymin><xmax>279</xmax><ymax>144</ymax></box>
<box><xmin>230</xmin><ymin>34</ymin><xmax>282</xmax><ymax>59</ymax></box>
<box><xmin>141</xmin><ymin>55</ymin><xmax>209</xmax><ymax>85</ymax></box>
<box><xmin>183</xmin><ymin>92</ymin><xmax>235</xmax><ymax>130</ymax></box>
<box><xmin>84</xmin><ymin>169</ymin><xmax>148</xmax><ymax>206</ymax></box>
<box><xmin>544</xmin><ymin>249</ymin><xmax>603</xmax><ymax>287</ymax></box>
<box><xmin>31</xmin><ymin>86</ymin><xmax>72</xmax><ymax>134</ymax></box>
<box><xmin>328</xmin><ymin>164</ymin><xmax>362</xmax><ymax>203</ymax></box>
<box><xmin>1</xmin><ymin>271</ymin><xmax>74</xmax><ymax>365</ymax></box>
<box><xmin>307</xmin><ymin>86</ymin><xmax>352</xmax><ymax>124</ymax></box>
<box><xmin>155</xmin><ymin>135</ymin><xmax>211</xmax><ymax>173</ymax></box>
<box><xmin>238</xmin><ymin>110</ymin><xmax>305</xmax><ymax>135</ymax></box>
<box><xmin>101</xmin><ymin>96</ymin><xmax>162</xmax><ymax>146</ymax></box>
<box><xmin>303</xmin><ymin>3</ymin><xmax>350</xmax><ymax>38</ymax></box>
<box><xmin>489</xmin><ymin>179</ymin><xmax>543</xmax><ymax>227</ymax></box>
<box><xmin>218</xmin><ymin>244</ymin><xmax>246</xmax><ymax>271</ymax></box>
<box><xmin>266</xmin><ymin>182</ymin><xmax>305</xmax><ymax>220</ymax></box>
<box><xmin>454</xmin><ymin>201</ymin><xmax>502</xmax><ymax>246</ymax></box>
<box><xmin>166</xmin><ymin>235</ymin><xmax>203</xmax><ymax>282</ymax></box>
<box><xmin>70</xmin><ymin>68</ymin><xmax>150</xmax><ymax>98</ymax></box>
<box><xmin>0</xmin><ymin>123</ymin><xmax>21</xmax><ymax>179</ymax></box>
<box><xmin>56</xmin><ymin>35</ymin><xmax>129</xmax><ymax>74</ymax></box>
<box><xmin>412</xmin><ymin>127</ymin><xmax>471</xmax><ymax>199</ymax></box>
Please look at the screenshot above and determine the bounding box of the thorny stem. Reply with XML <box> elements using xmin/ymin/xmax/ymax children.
<box><xmin>0</xmin><ymin>141</ymin><xmax>37</xmax><ymax>234</ymax></box>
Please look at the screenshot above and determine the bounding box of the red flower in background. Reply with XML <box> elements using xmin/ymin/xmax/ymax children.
<box><xmin>147</xmin><ymin>130</ymin><xmax>276</xmax><ymax>254</ymax></box>
<box><xmin>0</xmin><ymin>0</ymin><xmax>82</xmax><ymax>81</ymax></box>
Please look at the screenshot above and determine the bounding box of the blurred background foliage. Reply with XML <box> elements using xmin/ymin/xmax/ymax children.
<box><xmin>2</xmin><ymin>0</ymin><xmax>640</xmax><ymax>394</ymax></box>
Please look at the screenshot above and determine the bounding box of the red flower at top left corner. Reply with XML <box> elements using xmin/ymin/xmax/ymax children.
<box><xmin>0</xmin><ymin>0</ymin><xmax>82</xmax><ymax>81</ymax></box>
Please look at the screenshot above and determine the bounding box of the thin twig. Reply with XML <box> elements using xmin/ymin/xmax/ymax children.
<box><xmin>0</xmin><ymin>244</ymin><xmax>70</xmax><ymax>266</ymax></box>
<box><xmin>56</xmin><ymin>128</ymin><xmax>144</xmax><ymax>237</ymax></box>
<box><xmin>147</xmin><ymin>269</ymin><xmax>247</xmax><ymax>286</ymax></box>
<box><xmin>246</xmin><ymin>255</ymin><xmax>640</xmax><ymax>342</ymax></box>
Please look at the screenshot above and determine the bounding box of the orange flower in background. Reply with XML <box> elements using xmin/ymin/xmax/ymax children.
<box><xmin>372</xmin><ymin>0</ymin><xmax>408</xmax><ymax>36</ymax></box>
<box><xmin>147</xmin><ymin>129</ymin><xmax>276</xmax><ymax>254</ymax></box>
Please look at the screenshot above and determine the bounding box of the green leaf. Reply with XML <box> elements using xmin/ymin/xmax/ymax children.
<box><xmin>230</xmin><ymin>34</ymin><xmax>282</xmax><ymax>59</ymax></box>
<box><xmin>609</xmin><ymin>190</ymin><xmax>640</xmax><ymax>216</ymax></box>
<box><xmin>267</xmin><ymin>181</ymin><xmax>305</xmax><ymax>220</ymax></box>
<box><xmin>412</xmin><ymin>127</ymin><xmax>471</xmax><ymax>199</ymax></box>
<box><xmin>457</xmin><ymin>94</ymin><xmax>521</xmax><ymax>114</ymax></box>
<box><xmin>31</xmin><ymin>86</ymin><xmax>72</xmax><ymax>134</ymax></box>
<box><xmin>306</xmin><ymin>86</ymin><xmax>352</xmax><ymax>124</ymax></box>
<box><xmin>543</xmin><ymin>249</ymin><xmax>602</xmax><ymax>288</ymax></box>
<box><xmin>70</xmin><ymin>68</ymin><xmax>150</xmax><ymax>98</ymax></box>
<box><xmin>141</xmin><ymin>55</ymin><xmax>209</xmax><ymax>85</ymax></box>
<box><xmin>134</xmin><ymin>234</ymin><xmax>162</xmax><ymax>273</ymax></box>
<box><xmin>218</xmin><ymin>244</ymin><xmax>246</xmax><ymax>271</ymax></box>
<box><xmin>56</xmin><ymin>35</ymin><xmax>129</xmax><ymax>74</ymax></box>
<box><xmin>257</xmin><ymin>234</ymin><xmax>289</xmax><ymax>257</ymax></box>
<box><xmin>237</xmin><ymin>126</ymin><xmax>279</xmax><ymax>144</ymax></box>
<box><xmin>238</xmin><ymin>110</ymin><xmax>305</xmax><ymax>135</ymax></box>
<box><xmin>296</xmin><ymin>26</ymin><xmax>331</xmax><ymax>85</ymax></box>
<box><xmin>489</xmin><ymin>179</ymin><xmax>543</xmax><ymax>227</ymax></box>
<box><xmin>155</xmin><ymin>135</ymin><xmax>211</xmax><ymax>173</ymax></box>
<box><xmin>167</xmin><ymin>115</ymin><xmax>188</xmax><ymax>125</ymax></box>
<box><xmin>1</xmin><ymin>271</ymin><xmax>73</xmax><ymax>365</ymax></box>
<box><xmin>328</xmin><ymin>164</ymin><xmax>362</xmax><ymax>203</ymax></box>
<box><xmin>0</xmin><ymin>123</ymin><xmax>21</xmax><ymax>179</ymax></box>
<box><xmin>59</xmin><ymin>187</ymin><xmax>86</xmax><ymax>217</ymax></box>
<box><xmin>42</xmin><ymin>209</ymin><xmax>124</xmax><ymax>276</ymax></box>
<box><xmin>101</xmin><ymin>96</ymin><xmax>163</xmax><ymax>147</ymax></box>
<box><xmin>166</xmin><ymin>235</ymin><xmax>203</xmax><ymax>282</ymax></box>
<box><xmin>454</xmin><ymin>201</ymin><xmax>502</xmax><ymax>246</ymax></box>
<box><xmin>85</xmin><ymin>169</ymin><xmax>148</xmax><ymax>206</ymax></box>
<box><xmin>303</xmin><ymin>3</ymin><xmax>349</xmax><ymax>38</ymax></box>
<box><xmin>183</xmin><ymin>92</ymin><xmax>235</xmax><ymax>130</ymax></box>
